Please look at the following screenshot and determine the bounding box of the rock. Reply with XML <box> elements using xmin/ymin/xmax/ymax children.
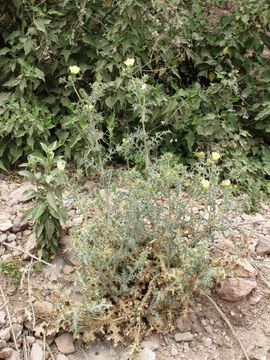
<box><xmin>141</xmin><ymin>337</ymin><xmax>160</xmax><ymax>351</ymax></box>
<box><xmin>136</xmin><ymin>348</ymin><xmax>156</xmax><ymax>360</ymax></box>
<box><xmin>0</xmin><ymin>328</ymin><xmax>10</xmax><ymax>342</ymax></box>
<box><xmin>242</xmin><ymin>213</ymin><xmax>265</xmax><ymax>223</ymax></box>
<box><xmin>7</xmin><ymin>234</ymin><xmax>16</xmax><ymax>243</ymax></box>
<box><xmin>0</xmin><ymin>217</ymin><xmax>12</xmax><ymax>232</ymax></box>
<box><xmin>30</xmin><ymin>343</ymin><xmax>44</xmax><ymax>360</ymax></box>
<box><xmin>11</xmin><ymin>218</ymin><xmax>28</xmax><ymax>233</ymax></box>
<box><xmin>174</xmin><ymin>332</ymin><xmax>194</xmax><ymax>342</ymax></box>
<box><xmin>233</xmin><ymin>258</ymin><xmax>257</xmax><ymax>278</ymax></box>
<box><xmin>170</xmin><ymin>345</ymin><xmax>178</xmax><ymax>356</ymax></box>
<box><xmin>256</xmin><ymin>239</ymin><xmax>270</xmax><ymax>256</ymax></box>
<box><xmin>23</xmin><ymin>234</ymin><xmax>38</xmax><ymax>257</ymax></box>
<box><xmin>6</xmin><ymin>285</ymin><xmax>16</xmax><ymax>296</ymax></box>
<box><xmin>0</xmin><ymin>347</ymin><xmax>12</xmax><ymax>359</ymax></box>
<box><xmin>26</xmin><ymin>336</ymin><xmax>36</xmax><ymax>345</ymax></box>
<box><xmin>56</xmin><ymin>355</ymin><xmax>70</xmax><ymax>360</ymax></box>
<box><xmin>202</xmin><ymin>337</ymin><xmax>212</xmax><ymax>347</ymax></box>
<box><xmin>0</xmin><ymin>234</ymin><xmax>7</xmax><ymax>244</ymax></box>
<box><xmin>62</xmin><ymin>265</ymin><xmax>73</xmax><ymax>275</ymax></box>
<box><xmin>72</xmin><ymin>215</ymin><xmax>84</xmax><ymax>227</ymax></box>
<box><xmin>55</xmin><ymin>333</ymin><xmax>75</xmax><ymax>354</ymax></box>
<box><xmin>1</xmin><ymin>254</ymin><xmax>13</xmax><ymax>263</ymax></box>
<box><xmin>217</xmin><ymin>278</ymin><xmax>257</xmax><ymax>302</ymax></box>
<box><xmin>9</xmin><ymin>184</ymin><xmax>35</xmax><ymax>205</ymax></box>
<box><xmin>34</xmin><ymin>301</ymin><xmax>54</xmax><ymax>318</ymax></box>
<box><xmin>60</xmin><ymin>234</ymin><xmax>80</xmax><ymax>267</ymax></box>
<box><xmin>0</xmin><ymin>311</ymin><xmax>6</xmax><ymax>326</ymax></box>
<box><xmin>8</xmin><ymin>350</ymin><xmax>19</xmax><ymax>360</ymax></box>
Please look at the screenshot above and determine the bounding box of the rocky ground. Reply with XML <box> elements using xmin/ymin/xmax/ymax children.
<box><xmin>1</xmin><ymin>176</ymin><xmax>270</xmax><ymax>360</ymax></box>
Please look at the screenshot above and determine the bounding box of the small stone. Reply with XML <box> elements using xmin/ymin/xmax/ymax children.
<box><xmin>55</xmin><ymin>333</ymin><xmax>75</xmax><ymax>354</ymax></box>
<box><xmin>136</xmin><ymin>348</ymin><xmax>156</xmax><ymax>360</ymax></box>
<box><xmin>63</xmin><ymin>265</ymin><xmax>74</xmax><ymax>275</ymax></box>
<box><xmin>56</xmin><ymin>355</ymin><xmax>70</xmax><ymax>360</ymax></box>
<box><xmin>6</xmin><ymin>285</ymin><xmax>17</xmax><ymax>296</ymax></box>
<box><xmin>0</xmin><ymin>234</ymin><xmax>7</xmax><ymax>243</ymax></box>
<box><xmin>0</xmin><ymin>219</ymin><xmax>12</xmax><ymax>232</ymax></box>
<box><xmin>7</xmin><ymin>234</ymin><xmax>16</xmax><ymax>243</ymax></box>
<box><xmin>1</xmin><ymin>254</ymin><xmax>13</xmax><ymax>263</ymax></box>
<box><xmin>0</xmin><ymin>328</ymin><xmax>11</xmax><ymax>342</ymax></box>
<box><xmin>23</xmin><ymin>234</ymin><xmax>38</xmax><ymax>258</ymax></box>
<box><xmin>217</xmin><ymin>278</ymin><xmax>257</xmax><ymax>302</ymax></box>
<box><xmin>30</xmin><ymin>343</ymin><xmax>44</xmax><ymax>360</ymax></box>
<box><xmin>202</xmin><ymin>337</ymin><xmax>212</xmax><ymax>347</ymax></box>
<box><xmin>26</xmin><ymin>336</ymin><xmax>36</xmax><ymax>345</ymax></box>
<box><xmin>34</xmin><ymin>301</ymin><xmax>54</xmax><ymax>317</ymax></box>
<box><xmin>0</xmin><ymin>311</ymin><xmax>6</xmax><ymax>326</ymax></box>
<box><xmin>11</xmin><ymin>218</ymin><xmax>28</xmax><ymax>234</ymax></box>
<box><xmin>233</xmin><ymin>258</ymin><xmax>257</xmax><ymax>278</ymax></box>
<box><xmin>242</xmin><ymin>213</ymin><xmax>265</xmax><ymax>223</ymax></box>
<box><xmin>9</xmin><ymin>350</ymin><xmax>19</xmax><ymax>360</ymax></box>
<box><xmin>171</xmin><ymin>345</ymin><xmax>178</xmax><ymax>356</ymax></box>
<box><xmin>72</xmin><ymin>215</ymin><xmax>83</xmax><ymax>226</ymax></box>
<box><xmin>141</xmin><ymin>337</ymin><xmax>160</xmax><ymax>351</ymax></box>
<box><xmin>0</xmin><ymin>347</ymin><xmax>12</xmax><ymax>359</ymax></box>
<box><xmin>9</xmin><ymin>184</ymin><xmax>35</xmax><ymax>205</ymax></box>
<box><xmin>256</xmin><ymin>239</ymin><xmax>270</xmax><ymax>256</ymax></box>
<box><xmin>174</xmin><ymin>332</ymin><xmax>194</xmax><ymax>342</ymax></box>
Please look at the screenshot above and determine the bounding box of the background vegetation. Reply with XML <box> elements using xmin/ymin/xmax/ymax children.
<box><xmin>1</xmin><ymin>0</ymin><xmax>270</xmax><ymax>198</ymax></box>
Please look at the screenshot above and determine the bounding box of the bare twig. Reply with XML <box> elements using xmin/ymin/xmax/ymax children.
<box><xmin>0</xmin><ymin>302</ymin><xmax>8</xmax><ymax>311</ymax></box>
<box><xmin>0</xmin><ymin>285</ymin><xmax>20</xmax><ymax>357</ymax></box>
<box><xmin>251</xmin><ymin>261</ymin><xmax>270</xmax><ymax>289</ymax></box>
<box><xmin>46</xmin><ymin>342</ymin><xmax>56</xmax><ymax>360</ymax></box>
<box><xmin>206</xmin><ymin>295</ymin><xmax>250</xmax><ymax>360</ymax></box>
<box><xmin>2</xmin><ymin>242</ymin><xmax>52</xmax><ymax>267</ymax></box>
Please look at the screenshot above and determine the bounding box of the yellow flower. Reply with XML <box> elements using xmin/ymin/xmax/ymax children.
<box><xmin>211</xmin><ymin>152</ymin><xmax>221</xmax><ymax>161</ymax></box>
<box><xmin>201</xmin><ymin>179</ymin><xmax>210</xmax><ymax>189</ymax></box>
<box><xmin>233</xmin><ymin>184</ymin><xmax>239</xmax><ymax>190</ymax></box>
<box><xmin>57</xmin><ymin>160</ymin><xmax>66</xmax><ymax>171</ymax></box>
<box><xmin>69</xmin><ymin>65</ymin><xmax>80</xmax><ymax>75</ymax></box>
<box><xmin>124</xmin><ymin>58</ymin><xmax>135</xmax><ymax>67</ymax></box>
<box><xmin>195</xmin><ymin>151</ymin><xmax>205</xmax><ymax>159</ymax></box>
<box><xmin>85</xmin><ymin>104</ymin><xmax>94</xmax><ymax>111</ymax></box>
<box><xmin>222</xmin><ymin>179</ymin><xmax>231</xmax><ymax>187</ymax></box>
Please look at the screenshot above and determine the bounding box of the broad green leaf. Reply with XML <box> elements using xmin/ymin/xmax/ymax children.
<box><xmin>34</xmin><ymin>19</ymin><xmax>47</xmax><ymax>34</ymax></box>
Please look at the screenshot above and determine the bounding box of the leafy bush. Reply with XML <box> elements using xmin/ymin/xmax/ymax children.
<box><xmin>20</xmin><ymin>142</ymin><xmax>67</xmax><ymax>259</ymax></box>
<box><xmin>66</xmin><ymin>153</ymin><xmax>236</xmax><ymax>344</ymax></box>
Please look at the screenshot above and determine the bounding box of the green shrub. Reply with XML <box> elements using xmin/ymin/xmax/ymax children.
<box><xmin>20</xmin><ymin>142</ymin><xmax>67</xmax><ymax>259</ymax></box>
<box><xmin>66</xmin><ymin>153</ymin><xmax>236</xmax><ymax>344</ymax></box>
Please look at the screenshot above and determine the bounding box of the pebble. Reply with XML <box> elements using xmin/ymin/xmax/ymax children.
<box><xmin>217</xmin><ymin>278</ymin><xmax>257</xmax><ymax>302</ymax></box>
<box><xmin>256</xmin><ymin>239</ymin><xmax>270</xmax><ymax>256</ymax></box>
<box><xmin>0</xmin><ymin>347</ymin><xmax>12</xmax><ymax>359</ymax></box>
<box><xmin>0</xmin><ymin>328</ymin><xmax>11</xmax><ymax>342</ymax></box>
<box><xmin>141</xmin><ymin>337</ymin><xmax>160</xmax><ymax>351</ymax></box>
<box><xmin>202</xmin><ymin>337</ymin><xmax>212</xmax><ymax>347</ymax></box>
<box><xmin>30</xmin><ymin>343</ymin><xmax>44</xmax><ymax>360</ymax></box>
<box><xmin>0</xmin><ymin>311</ymin><xmax>6</xmax><ymax>326</ymax></box>
<box><xmin>0</xmin><ymin>234</ymin><xmax>7</xmax><ymax>243</ymax></box>
<box><xmin>135</xmin><ymin>348</ymin><xmax>156</xmax><ymax>360</ymax></box>
<box><xmin>174</xmin><ymin>332</ymin><xmax>194</xmax><ymax>342</ymax></box>
<box><xmin>55</xmin><ymin>333</ymin><xmax>75</xmax><ymax>354</ymax></box>
<box><xmin>56</xmin><ymin>355</ymin><xmax>70</xmax><ymax>360</ymax></box>
<box><xmin>170</xmin><ymin>345</ymin><xmax>178</xmax><ymax>356</ymax></box>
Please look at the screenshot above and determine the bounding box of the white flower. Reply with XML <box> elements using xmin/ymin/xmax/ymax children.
<box><xmin>69</xmin><ymin>65</ymin><xmax>80</xmax><ymax>75</ymax></box>
<box><xmin>201</xmin><ymin>179</ymin><xmax>210</xmax><ymax>189</ymax></box>
<box><xmin>57</xmin><ymin>160</ymin><xmax>66</xmax><ymax>171</ymax></box>
<box><xmin>141</xmin><ymin>83</ymin><xmax>147</xmax><ymax>90</ymax></box>
<box><xmin>124</xmin><ymin>58</ymin><xmax>135</xmax><ymax>67</ymax></box>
